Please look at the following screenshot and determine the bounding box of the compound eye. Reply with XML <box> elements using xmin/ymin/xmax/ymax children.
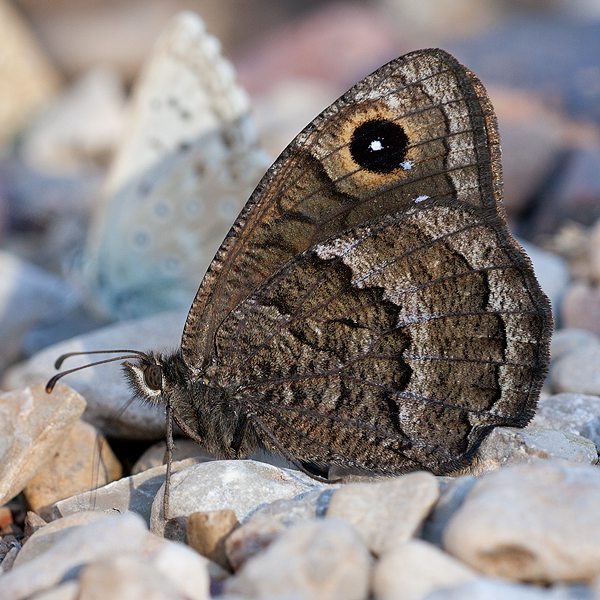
<box><xmin>144</xmin><ymin>364</ymin><xmax>163</xmax><ymax>391</ymax></box>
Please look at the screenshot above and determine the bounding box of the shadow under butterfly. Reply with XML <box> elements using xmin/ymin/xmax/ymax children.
<box><xmin>48</xmin><ymin>49</ymin><xmax>553</xmax><ymax>515</ymax></box>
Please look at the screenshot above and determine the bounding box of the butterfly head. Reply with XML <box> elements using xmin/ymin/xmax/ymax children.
<box><xmin>46</xmin><ymin>347</ymin><xmax>198</xmax><ymax>415</ymax></box>
<box><xmin>122</xmin><ymin>352</ymin><xmax>165</xmax><ymax>402</ymax></box>
<box><xmin>122</xmin><ymin>350</ymin><xmax>193</xmax><ymax>407</ymax></box>
<box><xmin>46</xmin><ymin>348</ymin><xmax>188</xmax><ymax>407</ymax></box>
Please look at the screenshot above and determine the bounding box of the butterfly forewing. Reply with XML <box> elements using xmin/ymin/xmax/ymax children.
<box><xmin>182</xmin><ymin>49</ymin><xmax>506</xmax><ymax>364</ymax></box>
<box><xmin>178</xmin><ymin>48</ymin><xmax>552</xmax><ymax>474</ymax></box>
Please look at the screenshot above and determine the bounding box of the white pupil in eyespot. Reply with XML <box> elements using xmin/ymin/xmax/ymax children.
<box><xmin>369</xmin><ymin>140</ymin><xmax>383</xmax><ymax>152</ymax></box>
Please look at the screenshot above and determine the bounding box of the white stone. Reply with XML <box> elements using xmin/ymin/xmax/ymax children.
<box><xmin>77</xmin><ymin>554</ymin><xmax>183</xmax><ymax>600</ymax></box>
<box><xmin>468</xmin><ymin>426</ymin><xmax>598</xmax><ymax>475</ymax></box>
<box><xmin>14</xmin><ymin>511</ymin><xmax>112</xmax><ymax>567</ymax></box>
<box><xmin>43</xmin><ymin>457</ymin><xmax>205</xmax><ymax>525</ymax></box>
<box><xmin>147</xmin><ymin>540</ymin><xmax>210</xmax><ymax>600</ymax></box>
<box><xmin>443</xmin><ymin>461</ymin><xmax>600</xmax><ymax>582</ymax></box>
<box><xmin>27</xmin><ymin>581</ymin><xmax>79</xmax><ymax>600</ymax></box>
<box><xmin>531</xmin><ymin>393</ymin><xmax>600</xmax><ymax>448</ymax></box>
<box><xmin>225</xmin><ymin>487</ymin><xmax>336</xmax><ymax>569</ymax></box>
<box><xmin>225</xmin><ymin>519</ymin><xmax>371</xmax><ymax>600</ymax></box>
<box><xmin>3</xmin><ymin>310</ymin><xmax>186</xmax><ymax>439</ymax></box>
<box><xmin>372</xmin><ymin>539</ymin><xmax>477</xmax><ymax>600</ymax></box>
<box><xmin>150</xmin><ymin>460</ymin><xmax>325</xmax><ymax>538</ymax></box>
<box><xmin>549</xmin><ymin>342</ymin><xmax>600</xmax><ymax>396</ymax></box>
<box><xmin>0</xmin><ymin>251</ymin><xmax>80</xmax><ymax>374</ymax></box>
<box><xmin>550</xmin><ymin>328</ymin><xmax>600</xmax><ymax>363</ymax></box>
<box><xmin>326</xmin><ymin>472</ymin><xmax>440</xmax><ymax>555</ymax></box>
<box><xmin>20</xmin><ymin>66</ymin><xmax>126</xmax><ymax>173</ymax></box>
<box><xmin>0</xmin><ymin>513</ymin><xmax>148</xmax><ymax>600</ymax></box>
<box><xmin>0</xmin><ymin>383</ymin><xmax>86</xmax><ymax>506</ymax></box>
<box><xmin>132</xmin><ymin>438</ymin><xmax>211</xmax><ymax>473</ymax></box>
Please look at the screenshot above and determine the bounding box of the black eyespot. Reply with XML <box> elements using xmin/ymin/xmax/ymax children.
<box><xmin>350</xmin><ymin>119</ymin><xmax>409</xmax><ymax>174</ymax></box>
<box><xmin>144</xmin><ymin>364</ymin><xmax>163</xmax><ymax>391</ymax></box>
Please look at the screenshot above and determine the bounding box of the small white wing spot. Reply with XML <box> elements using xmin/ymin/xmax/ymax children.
<box><xmin>414</xmin><ymin>195</ymin><xmax>429</xmax><ymax>203</ymax></box>
<box><xmin>401</xmin><ymin>160</ymin><xmax>414</xmax><ymax>170</ymax></box>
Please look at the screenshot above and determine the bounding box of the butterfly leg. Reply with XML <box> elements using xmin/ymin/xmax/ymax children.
<box><xmin>231</xmin><ymin>413</ymin><xmax>249</xmax><ymax>457</ymax></box>
<box><xmin>163</xmin><ymin>401</ymin><xmax>174</xmax><ymax>519</ymax></box>
<box><xmin>171</xmin><ymin>407</ymin><xmax>205</xmax><ymax>446</ymax></box>
<box><xmin>247</xmin><ymin>412</ymin><xmax>340</xmax><ymax>484</ymax></box>
<box><xmin>299</xmin><ymin>461</ymin><xmax>330</xmax><ymax>480</ymax></box>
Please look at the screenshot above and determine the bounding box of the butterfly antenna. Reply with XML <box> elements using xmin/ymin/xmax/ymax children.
<box><xmin>53</xmin><ymin>349</ymin><xmax>148</xmax><ymax>370</ymax></box>
<box><xmin>46</xmin><ymin>352</ymin><xmax>147</xmax><ymax>393</ymax></box>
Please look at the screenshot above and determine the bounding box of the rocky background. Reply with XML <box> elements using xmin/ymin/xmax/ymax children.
<box><xmin>1</xmin><ymin>0</ymin><xmax>600</xmax><ymax>599</ymax></box>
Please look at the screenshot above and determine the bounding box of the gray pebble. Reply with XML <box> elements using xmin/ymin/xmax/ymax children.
<box><xmin>443</xmin><ymin>461</ymin><xmax>600</xmax><ymax>583</ymax></box>
<box><xmin>225</xmin><ymin>519</ymin><xmax>371</xmax><ymax>600</ymax></box>
<box><xmin>468</xmin><ymin>426</ymin><xmax>598</xmax><ymax>476</ymax></box>
<box><xmin>549</xmin><ymin>343</ymin><xmax>600</xmax><ymax>397</ymax></box>
<box><xmin>149</xmin><ymin>460</ymin><xmax>325</xmax><ymax>539</ymax></box>
<box><xmin>326</xmin><ymin>472</ymin><xmax>440</xmax><ymax>556</ymax></box>
<box><xmin>531</xmin><ymin>393</ymin><xmax>600</xmax><ymax>448</ymax></box>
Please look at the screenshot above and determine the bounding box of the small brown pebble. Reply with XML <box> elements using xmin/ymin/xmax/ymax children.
<box><xmin>0</xmin><ymin>506</ymin><xmax>13</xmax><ymax>529</ymax></box>
<box><xmin>225</xmin><ymin>516</ymin><xmax>284</xmax><ymax>571</ymax></box>
<box><xmin>187</xmin><ymin>509</ymin><xmax>239</xmax><ymax>570</ymax></box>
<box><xmin>23</xmin><ymin>511</ymin><xmax>47</xmax><ymax>540</ymax></box>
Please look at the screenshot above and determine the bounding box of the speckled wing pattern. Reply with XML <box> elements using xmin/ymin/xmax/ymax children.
<box><xmin>180</xmin><ymin>48</ymin><xmax>553</xmax><ymax>474</ymax></box>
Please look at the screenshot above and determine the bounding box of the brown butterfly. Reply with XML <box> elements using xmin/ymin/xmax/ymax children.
<box><xmin>48</xmin><ymin>49</ymin><xmax>553</xmax><ymax>499</ymax></box>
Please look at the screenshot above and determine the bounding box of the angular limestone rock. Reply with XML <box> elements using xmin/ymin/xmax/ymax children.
<box><xmin>42</xmin><ymin>457</ymin><xmax>206</xmax><ymax>525</ymax></box>
<box><xmin>0</xmin><ymin>383</ymin><xmax>85</xmax><ymax>506</ymax></box>
<box><xmin>0</xmin><ymin>513</ymin><xmax>148</xmax><ymax>599</ymax></box>
<box><xmin>23</xmin><ymin>419</ymin><xmax>122</xmax><ymax>511</ymax></box>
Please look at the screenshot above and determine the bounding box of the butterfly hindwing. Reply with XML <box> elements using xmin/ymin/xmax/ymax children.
<box><xmin>210</xmin><ymin>192</ymin><xmax>549</xmax><ymax>474</ymax></box>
